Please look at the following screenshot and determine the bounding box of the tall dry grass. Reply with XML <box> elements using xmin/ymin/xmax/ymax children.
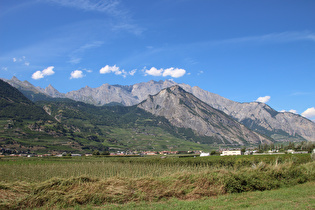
<box><xmin>1</xmin><ymin>154</ymin><xmax>311</xmax><ymax>183</ymax></box>
<box><xmin>1</xmin><ymin>160</ymin><xmax>314</xmax><ymax>209</ymax></box>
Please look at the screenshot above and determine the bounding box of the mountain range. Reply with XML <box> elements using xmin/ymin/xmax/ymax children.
<box><xmin>2</xmin><ymin>76</ymin><xmax>315</xmax><ymax>145</ymax></box>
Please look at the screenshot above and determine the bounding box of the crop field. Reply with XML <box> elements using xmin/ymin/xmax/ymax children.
<box><xmin>0</xmin><ymin>154</ymin><xmax>314</xmax><ymax>209</ymax></box>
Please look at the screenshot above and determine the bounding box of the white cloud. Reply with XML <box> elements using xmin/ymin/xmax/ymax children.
<box><xmin>145</xmin><ymin>67</ymin><xmax>186</xmax><ymax>78</ymax></box>
<box><xmin>100</xmin><ymin>65</ymin><xmax>120</xmax><ymax>74</ymax></box>
<box><xmin>32</xmin><ymin>66</ymin><xmax>55</xmax><ymax>80</ymax></box>
<box><xmin>70</xmin><ymin>70</ymin><xmax>84</xmax><ymax>79</ymax></box>
<box><xmin>99</xmin><ymin>65</ymin><xmax>127</xmax><ymax>77</ymax></box>
<box><xmin>83</xmin><ymin>69</ymin><xmax>93</xmax><ymax>73</ymax></box>
<box><xmin>42</xmin><ymin>66</ymin><xmax>55</xmax><ymax>76</ymax></box>
<box><xmin>13</xmin><ymin>56</ymin><xmax>31</xmax><ymax>66</ymax></box>
<box><xmin>162</xmin><ymin>67</ymin><xmax>186</xmax><ymax>78</ymax></box>
<box><xmin>129</xmin><ymin>69</ymin><xmax>137</xmax><ymax>76</ymax></box>
<box><xmin>2</xmin><ymin>67</ymin><xmax>8</xmax><ymax>71</ymax></box>
<box><xmin>301</xmin><ymin>107</ymin><xmax>315</xmax><ymax>119</ymax></box>
<box><xmin>145</xmin><ymin>67</ymin><xmax>163</xmax><ymax>77</ymax></box>
<box><xmin>99</xmin><ymin>65</ymin><xmax>186</xmax><ymax>78</ymax></box>
<box><xmin>32</xmin><ymin>71</ymin><xmax>44</xmax><ymax>80</ymax></box>
<box><xmin>256</xmin><ymin>96</ymin><xmax>271</xmax><ymax>103</ymax></box>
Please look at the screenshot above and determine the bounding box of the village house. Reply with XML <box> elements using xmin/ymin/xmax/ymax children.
<box><xmin>220</xmin><ymin>150</ymin><xmax>242</xmax><ymax>156</ymax></box>
<box><xmin>142</xmin><ymin>151</ymin><xmax>157</xmax><ymax>155</ymax></box>
<box><xmin>287</xmin><ymin>149</ymin><xmax>308</xmax><ymax>154</ymax></box>
<box><xmin>200</xmin><ymin>152</ymin><xmax>210</xmax><ymax>157</ymax></box>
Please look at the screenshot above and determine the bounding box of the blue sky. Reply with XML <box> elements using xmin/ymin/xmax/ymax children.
<box><xmin>1</xmin><ymin>0</ymin><xmax>315</xmax><ymax>120</ymax></box>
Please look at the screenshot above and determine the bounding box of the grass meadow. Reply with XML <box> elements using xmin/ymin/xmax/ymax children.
<box><xmin>0</xmin><ymin>154</ymin><xmax>314</xmax><ymax>209</ymax></box>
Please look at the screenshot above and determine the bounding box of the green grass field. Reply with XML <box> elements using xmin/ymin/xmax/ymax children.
<box><xmin>0</xmin><ymin>154</ymin><xmax>314</xmax><ymax>209</ymax></box>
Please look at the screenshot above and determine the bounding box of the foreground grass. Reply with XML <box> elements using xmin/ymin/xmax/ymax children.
<box><xmin>101</xmin><ymin>181</ymin><xmax>315</xmax><ymax>209</ymax></box>
<box><xmin>0</xmin><ymin>154</ymin><xmax>311</xmax><ymax>182</ymax></box>
<box><xmin>1</xmin><ymin>161</ymin><xmax>314</xmax><ymax>209</ymax></box>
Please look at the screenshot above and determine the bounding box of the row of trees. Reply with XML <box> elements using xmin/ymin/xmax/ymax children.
<box><xmin>256</xmin><ymin>142</ymin><xmax>315</xmax><ymax>153</ymax></box>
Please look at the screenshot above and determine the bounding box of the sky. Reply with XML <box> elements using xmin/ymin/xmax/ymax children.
<box><xmin>0</xmin><ymin>0</ymin><xmax>315</xmax><ymax>121</ymax></box>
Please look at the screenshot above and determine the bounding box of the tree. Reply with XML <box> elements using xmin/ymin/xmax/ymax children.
<box><xmin>93</xmin><ymin>150</ymin><xmax>100</xmax><ymax>156</ymax></box>
<box><xmin>101</xmin><ymin>151</ymin><xmax>110</xmax><ymax>155</ymax></box>
<box><xmin>210</xmin><ymin>150</ymin><xmax>216</xmax><ymax>155</ymax></box>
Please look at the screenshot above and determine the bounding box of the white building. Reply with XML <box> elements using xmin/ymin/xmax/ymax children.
<box><xmin>200</xmin><ymin>152</ymin><xmax>210</xmax><ymax>157</ymax></box>
<box><xmin>220</xmin><ymin>150</ymin><xmax>242</xmax><ymax>156</ymax></box>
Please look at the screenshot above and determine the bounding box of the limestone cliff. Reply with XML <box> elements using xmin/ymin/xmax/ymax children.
<box><xmin>138</xmin><ymin>86</ymin><xmax>272</xmax><ymax>145</ymax></box>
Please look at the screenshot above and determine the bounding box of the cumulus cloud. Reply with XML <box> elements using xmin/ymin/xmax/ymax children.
<box><xmin>256</xmin><ymin>96</ymin><xmax>271</xmax><ymax>103</ymax></box>
<box><xmin>70</xmin><ymin>70</ymin><xmax>84</xmax><ymax>79</ymax></box>
<box><xmin>13</xmin><ymin>58</ymin><xmax>17</xmax><ymax>62</ymax></box>
<box><xmin>145</xmin><ymin>67</ymin><xmax>186</xmax><ymax>78</ymax></box>
<box><xmin>162</xmin><ymin>67</ymin><xmax>186</xmax><ymax>78</ymax></box>
<box><xmin>99</xmin><ymin>65</ymin><xmax>185</xmax><ymax>78</ymax></box>
<box><xmin>301</xmin><ymin>107</ymin><xmax>315</xmax><ymax>119</ymax></box>
<box><xmin>42</xmin><ymin>66</ymin><xmax>55</xmax><ymax>76</ymax></box>
<box><xmin>100</xmin><ymin>65</ymin><xmax>120</xmax><ymax>74</ymax></box>
<box><xmin>32</xmin><ymin>66</ymin><xmax>55</xmax><ymax>80</ymax></box>
<box><xmin>99</xmin><ymin>65</ymin><xmax>127</xmax><ymax>77</ymax></box>
<box><xmin>32</xmin><ymin>71</ymin><xmax>44</xmax><ymax>80</ymax></box>
<box><xmin>145</xmin><ymin>67</ymin><xmax>163</xmax><ymax>77</ymax></box>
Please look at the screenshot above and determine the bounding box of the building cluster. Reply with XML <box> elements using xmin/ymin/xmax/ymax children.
<box><xmin>1</xmin><ymin>147</ymin><xmax>313</xmax><ymax>158</ymax></box>
<box><xmin>109</xmin><ymin>150</ymin><xmax>201</xmax><ymax>156</ymax></box>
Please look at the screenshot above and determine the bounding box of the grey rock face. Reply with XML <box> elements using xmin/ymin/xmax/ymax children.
<box><xmin>64</xmin><ymin>80</ymin><xmax>177</xmax><ymax>106</ymax></box>
<box><xmin>45</xmin><ymin>84</ymin><xmax>65</xmax><ymax>98</ymax></box>
<box><xmin>138</xmin><ymin>86</ymin><xmax>272</xmax><ymax>145</ymax></box>
<box><xmin>131</xmin><ymin>80</ymin><xmax>177</xmax><ymax>102</ymax></box>
<box><xmin>180</xmin><ymin>87</ymin><xmax>315</xmax><ymax>142</ymax></box>
<box><xmin>65</xmin><ymin>84</ymin><xmax>139</xmax><ymax>106</ymax></box>
<box><xmin>3</xmin><ymin>76</ymin><xmax>45</xmax><ymax>95</ymax></box>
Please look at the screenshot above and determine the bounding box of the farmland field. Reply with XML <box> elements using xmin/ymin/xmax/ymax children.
<box><xmin>0</xmin><ymin>154</ymin><xmax>314</xmax><ymax>209</ymax></box>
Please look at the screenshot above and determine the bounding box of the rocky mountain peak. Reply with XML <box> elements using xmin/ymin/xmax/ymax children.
<box><xmin>11</xmin><ymin>76</ymin><xmax>19</xmax><ymax>82</ymax></box>
<box><xmin>46</xmin><ymin>84</ymin><xmax>54</xmax><ymax>90</ymax></box>
<box><xmin>45</xmin><ymin>84</ymin><xmax>64</xmax><ymax>98</ymax></box>
<box><xmin>138</xmin><ymin>85</ymin><xmax>271</xmax><ymax>145</ymax></box>
<box><xmin>100</xmin><ymin>84</ymin><xmax>110</xmax><ymax>88</ymax></box>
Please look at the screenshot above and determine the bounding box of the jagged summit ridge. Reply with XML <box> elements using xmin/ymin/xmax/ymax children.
<box><xmin>45</xmin><ymin>84</ymin><xmax>65</xmax><ymax>98</ymax></box>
